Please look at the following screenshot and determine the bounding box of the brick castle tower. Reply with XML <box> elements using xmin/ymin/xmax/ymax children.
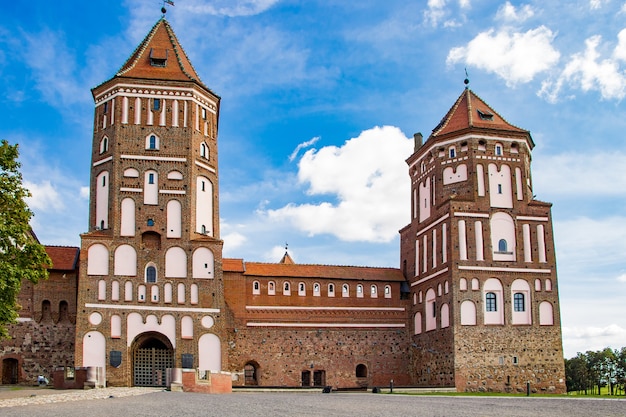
<box><xmin>74</xmin><ymin>18</ymin><xmax>226</xmax><ymax>386</ymax></box>
<box><xmin>400</xmin><ymin>86</ymin><xmax>566</xmax><ymax>392</ymax></box>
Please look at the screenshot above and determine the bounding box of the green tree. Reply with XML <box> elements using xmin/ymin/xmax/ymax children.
<box><xmin>0</xmin><ymin>140</ymin><xmax>50</xmax><ymax>338</ymax></box>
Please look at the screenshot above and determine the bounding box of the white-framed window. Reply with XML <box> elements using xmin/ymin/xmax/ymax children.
<box><xmin>356</xmin><ymin>284</ymin><xmax>363</xmax><ymax>298</ymax></box>
<box><xmin>253</xmin><ymin>281</ymin><xmax>260</xmax><ymax>295</ymax></box>
<box><xmin>495</xmin><ymin>143</ymin><xmax>503</xmax><ymax>156</ymax></box>
<box><xmin>200</xmin><ymin>142</ymin><xmax>209</xmax><ymax>159</ymax></box>
<box><xmin>99</xmin><ymin>136</ymin><xmax>109</xmax><ymax>154</ymax></box>
<box><xmin>328</xmin><ymin>283</ymin><xmax>335</xmax><ymax>297</ymax></box>
<box><xmin>313</xmin><ymin>283</ymin><xmax>321</xmax><ymax>296</ymax></box>
<box><xmin>449</xmin><ymin>146</ymin><xmax>456</xmax><ymax>158</ymax></box>
<box><xmin>283</xmin><ymin>281</ymin><xmax>291</xmax><ymax>296</ymax></box>
<box><xmin>384</xmin><ymin>285</ymin><xmax>391</xmax><ymax>298</ymax></box>
<box><xmin>370</xmin><ymin>285</ymin><xmax>377</xmax><ymax>298</ymax></box>
<box><xmin>342</xmin><ymin>283</ymin><xmax>349</xmax><ymax>297</ymax></box>
<box><xmin>146</xmin><ymin>133</ymin><xmax>160</xmax><ymax>150</ymax></box>
<box><xmin>298</xmin><ymin>282</ymin><xmax>306</xmax><ymax>296</ymax></box>
<box><xmin>145</xmin><ymin>264</ymin><xmax>157</xmax><ymax>283</ymax></box>
<box><xmin>268</xmin><ymin>281</ymin><xmax>276</xmax><ymax>295</ymax></box>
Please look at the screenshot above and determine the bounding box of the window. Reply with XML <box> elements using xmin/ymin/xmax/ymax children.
<box><xmin>356</xmin><ymin>364</ymin><xmax>367</xmax><ymax>378</ymax></box>
<box><xmin>486</xmin><ymin>292</ymin><xmax>497</xmax><ymax>312</ymax></box>
<box><xmin>149</xmin><ymin>135</ymin><xmax>157</xmax><ymax>150</ymax></box>
<box><xmin>513</xmin><ymin>293</ymin><xmax>525</xmax><ymax>312</ymax></box>
<box><xmin>477</xmin><ymin>109</ymin><xmax>494</xmax><ymax>121</ymax></box>
<box><xmin>268</xmin><ymin>281</ymin><xmax>275</xmax><ymax>295</ymax></box>
<box><xmin>298</xmin><ymin>282</ymin><xmax>306</xmax><ymax>296</ymax></box>
<box><xmin>384</xmin><ymin>285</ymin><xmax>391</xmax><ymax>298</ymax></box>
<box><xmin>201</xmin><ymin>181</ymin><xmax>206</xmax><ymax>192</ymax></box>
<box><xmin>328</xmin><ymin>283</ymin><xmax>335</xmax><ymax>297</ymax></box>
<box><xmin>283</xmin><ymin>282</ymin><xmax>291</xmax><ymax>295</ymax></box>
<box><xmin>370</xmin><ymin>285</ymin><xmax>377</xmax><ymax>297</ymax></box>
<box><xmin>147</xmin><ymin>218</ymin><xmax>155</xmax><ymax>226</ymax></box>
<box><xmin>253</xmin><ymin>281</ymin><xmax>260</xmax><ymax>295</ymax></box>
<box><xmin>356</xmin><ymin>284</ymin><xmax>363</xmax><ymax>297</ymax></box>
<box><xmin>498</xmin><ymin>239</ymin><xmax>507</xmax><ymax>252</ymax></box>
<box><xmin>148</xmin><ymin>173</ymin><xmax>155</xmax><ymax>184</ymax></box>
<box><xmin>102</xmin><ymin>175</ymin><xmax>107</xmax><ymax>187</ymax></box>
<box><xmin>103</xmin><ymin>102</ymin><xmax>108</xmax><ymax>113</ymax></box>
<box><xmin>313</xmin><ymin>283</ymin><xmax>320</xmax><ymax>296</ymax></box>
<box><xmin>146</xmin><ymin>266</ymin><xmax>157</xmax><ymax>283</ymax></box>
<box><xmin>449</xmin><ymin>147</ymin><xmax>456</xmax><ymax>158</ymax></box>
<box><xmin>495</xmin><ymin>144</ymin><xmax>503</xmax><ymax>156</ymax></box>
<box><xmin>513</xmin><ymin>356</ymin><xmax>519</xmax><ymax>365</ymax></box>
<box><xmin>342</xmin><ymin>284</ymin><xmax>349</xmax><ymax>297</ymax></box>
<box><xmin>200</xmin><ymin>142</ymin><xmax>208</xmax><ymax>159</ymax></box>
<box><xmin>202</xmin><ymin>108</ymin><xmax>207</xmax><ymax>120</ymax></box>
<box><xmin>100</xmin><ymin>137</ymin><xmax>108</xmax><ymax>154</ymax></box>
<box><xmin>497</xmin><ymin>184</ymin><xmax>502</xmax><ymax>194</ymax></box>
<box><xmin>153</xmin><ymin>98</ymin><xmax>161</xmax><ymax>111</ymax></box>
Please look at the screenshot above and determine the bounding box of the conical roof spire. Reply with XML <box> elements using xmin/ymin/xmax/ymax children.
<box><xmin>114</xmin><ymin>18</ymin><xmax>210</xmax><ymax>91</ymax></box>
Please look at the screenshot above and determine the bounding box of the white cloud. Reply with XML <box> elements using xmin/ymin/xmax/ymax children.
<box><xmin>424</xmin><ymin>0</ymin><xmax>448</xmax><ymax>27</ymax></box>
<box><xmin>539</xmin><ymin>34</ymin><xmax>626</xmax><ymax>102</ymax></box>
<box><xmin>80</xmin><ymin>186</ymin><xmax>90</xmax><ymax>199</ymax></box>
<box><xmin>612</xmin><ymin>28</ymin><xmax>626</xmax><ymax>61</ymax></box>
<box><xmin>533</xmin><ymin>152</ymin><xmax>626</xmax><ymax>198</ymax></box>
<box><xmin>24</xmin><ymin>180</ymin><xmax>65</xmax><ymax>212</ymax></box>
<box><xmin>617</xmin><ymin>273</ymin><xmax>626</xmax><ymax>282</ymax></box>
<box><xmin>447</xmin><ymin>26</ymin><xmax>560</xmax><ymax>86</ymax></box>
<box><xmin>20</xmin><ymin>30</ymin><xmax>90</xmax><ymax>107</ymax></box>
<box><xmin>223</xmin><ymin>232</ymin><xmax>247</xmax><ymax>253</ymax></box>
<box><xmin>262</xmin><ymin>126</ymin><xmax>412</xmax><ymax>243</ymax></box>
<box><xmin>289</xmin><ymin>136</ymin><xmax>320</xmax><ymax>162</ymax></box>
<box><xmin>495</xmin><ymin>1</ymin><xmax>534</xmax><ymax>23</ymax></box>
<box><xmin>562</xmin><ymin>324</ymin><xmax>626</xmax><ymax>356</ymax></box>
<box><xmin>182</xmin><ymin>0</ymin><xmax>279</xmax><ymax>17</ymax></box>
<box><xmin>589</xmin><ymin>0</ymin><xmax>610</xmax><ymax>10</ymax></box>
<box><xmin>265</xmin><ymin>245</ymin><xmax>291</xmax><ymax>263</ymax></box>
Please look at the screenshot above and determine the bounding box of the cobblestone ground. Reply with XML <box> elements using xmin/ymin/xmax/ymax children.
<box><xmin>1</xmin><ymin>389</ymin><xmax>625</xmax><ymax>417</ymax></box>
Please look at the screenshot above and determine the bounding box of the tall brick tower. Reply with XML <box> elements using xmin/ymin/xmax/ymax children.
<box><xmin>75</xmin><ymin>18</ymin><xmax>226</xmax><ymax>387</ymax></box>
<box><xmin>400</xmin><ymin>86</ymin><xmax>566</xmax><ymax>393</ymax></box>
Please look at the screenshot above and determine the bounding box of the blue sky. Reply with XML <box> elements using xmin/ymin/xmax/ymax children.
<box><xmin>2</xmin><ymin>0</ymin><xmax>626</xmax><ymax>359</ymax></box>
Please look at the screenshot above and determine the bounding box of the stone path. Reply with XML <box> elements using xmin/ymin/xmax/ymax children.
<box><xmin>0</xmin><ymin>386</ymin><xmax>159</xmax><ymax>408</ymax></box>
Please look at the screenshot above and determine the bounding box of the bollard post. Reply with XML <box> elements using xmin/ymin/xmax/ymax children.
<box><xmin>390</xmin><ymin>379</ymin><xmax>394</xmax><ymax>393</ymax></box>
<box><xmin>526</xmin><ymin>382</ymin><xmax>530</xmax><ymax>396</ymax></box>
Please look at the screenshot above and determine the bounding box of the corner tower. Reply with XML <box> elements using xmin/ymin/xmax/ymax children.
<box><xmin>75</xmin><ymin>18</ymin><xmax>225</xmax><ymax>387</ymax></box>
<box><xmin>400</xmin><ymin>87</ymin><xmax>565</xmax><ymax>393</ymax></box>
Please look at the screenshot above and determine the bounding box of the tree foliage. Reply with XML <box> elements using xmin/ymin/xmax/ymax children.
<box><xmin>565</xmin><ymin>347</ymin><xmax>626</xmax><ymax>395</ymax></box>
<box><xmin>0</xmin><ymin>140</ymin><xmax>50</xmax><ymax>339</ymax></box>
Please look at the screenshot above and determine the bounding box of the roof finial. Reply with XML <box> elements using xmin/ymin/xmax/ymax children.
<box><xmin>464</xmin><ymin>68</ymin><xmax>470</xmax><ymax>88</ymax></box>
<box><xmin>162</xmin><ymin>0</ymin><xmax>175</xmax><ymax>17</ymax></box>
<box><xmin>284</xmin><ymin>242</ymin><xmax>289</xmax><ymax>253</ymax></box>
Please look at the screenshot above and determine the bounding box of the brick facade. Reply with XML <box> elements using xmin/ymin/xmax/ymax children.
<box><xmin>2</xmin><ymin>19</ymin><xmax>565</xmax><ymax>393</ymax></box>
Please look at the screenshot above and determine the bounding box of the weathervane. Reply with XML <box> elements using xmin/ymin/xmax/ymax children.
<box><xmin>464</xmin><ymin>68</ymin><xmax>470</xmax><ymax>88</ymax></box>
<box><xmin>161</xmin><ymin>0</ymin><xmax>175</xmax><ymax>16</ymax></box>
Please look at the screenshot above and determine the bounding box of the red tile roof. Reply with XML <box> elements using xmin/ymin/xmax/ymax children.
<box><xmin>223</xmin><ymin>258</ymin><xmax>245</xmax><ymax>273</ymax></box>
<box><xmin>223</xmin><ymin>259</ymin><xmax>404</xmax><ymax>282</ymax></box>
<box><xmin>115</xmin><ymin>19</ymin><xmax>212</xmax><ymax>92</ymax></box>
<box><xmin>431</xmin><ymin>88</ymin><xmax>529</xmax><ymax>140</ymax></box>
<box><xmin>44</xmin><ymin>246</ymin><xmax>79</xmax><ymax>271</ymax></box>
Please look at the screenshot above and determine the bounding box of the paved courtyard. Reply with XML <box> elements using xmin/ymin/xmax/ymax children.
<box><xmin>1</xmin><ymin>388</ymin><xmax>625</xmax><ymax>417</ymax></box>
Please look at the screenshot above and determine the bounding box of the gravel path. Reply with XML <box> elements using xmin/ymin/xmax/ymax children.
<box><xmin>1</xmin><ymin>390</ymin><xmax>625</xmax><ymax>417</ymax></box>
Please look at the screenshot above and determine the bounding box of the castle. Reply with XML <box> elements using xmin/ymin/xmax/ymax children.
<box><xmin>0</xmin><ymin>18</ymin><xmax>566</xmax><ymax>393</ymax></box>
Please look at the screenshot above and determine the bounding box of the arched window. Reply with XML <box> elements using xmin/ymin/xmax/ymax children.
<box><xmin>370</xmin><ymin>285</ymin><xmax>377</xmax><ymax>297</ymax></box>
<box><xmin>498</xmin><ymin>239</ymin><xmax>508</xmax><ymax>252</ymax></box>
<box><xmin>298</xmin><ymin>282</ymin><xmax>306</xmax><ymax>296</ymax></box>
<box><xmin>268</xmin><ymin>281</ymin><xmax>275</xmax><ymax>295</ymax></box>
<box><xmin>425</xmin><ymin>288</ymin><xmax>436</xmax><ymax>331</ymax></box>
<box><xmin>253</xmin><ymin>281</ymin><xmax>260</xmax><ymax>295</ymax></box>
<box><xmin>100</xmin><ymin>137</ymin><xmax>108</xmax><ymax>154</ymax></box>
<box><xmin>485</xmin><ymin>292</ymin><xmax>497</xmax><ymax>311</ymax></box>
<box><xmin>513</xmin><ymin>293</ymin><xmax>525</xmax><ymax>312</ymax></box>
<box><xmin>328</xmin><ymin>283</ymin><xmax>335</xmax><ymax>297</ymax></box>
<box><xmin>495</xmin><ymin>143</ymin><xmax>503</xmax><ymax>156</ymax></box>
<box><xmin>146</xmin><ymin>134</ymin><xmax>159</xmax><ymax>150</ymax></box>
<box><xmin>342</xmin><ymin>284</ymin><xmax>349</xmax><ymax>297</ymax></box>
<box><xmin>460</xmin><ymin>300</ymin><xmax>477</xmax><ymax>325</ymax></box>
<box><xmin>414</xmin><ymin>312</ymin><xmax>422</xmax><ymax>334</ymax></box>
<box><xmin>146</xmin><ymin>265</ymin><xmax>157</xmax><ymax>283</ymax></box>
<box><xmin>200</xmin><ymin>142</ymin><xmax>209</xmax><ymax>159</ymax></box>
<box><xmin>460</xmin><ymin>278</ymin><xmax>467</xmax><ymax>291</ymax></box>
<box><xmin>356</xmin><ymin>364</ymin><xmax>367</xmax><ymax>378</ymax></box>
<box><xmin>449</xmin><ymin>146</ymin><xmax>456</xmax><ymax>158</ymax></box>
<box><xmin>384</xmin><ymin>285</ymin><xmax>391</xmax><ymax>298</ymax></box>
<box><xmin>539</xmin><ymin>301</ymin><xmax>554</xmax><ymax>325</ymax></box>
<box><xmin>356</xmin><ymin>284</ymin><xmax>363</xmax><ymax>297</ymax></box>
<box><xmin>283</xmin><ymin>282</ymin><xmax>291</xmax><ymax>296</ymax></box>
<box><xmin>313</xmin><ymin>283</ymin><xmax>321</xmax><ymax>296</ymax></box>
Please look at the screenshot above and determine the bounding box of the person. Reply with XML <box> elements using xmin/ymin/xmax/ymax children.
<box><xmin>37</xmin><ymin>375</ymin><xmax>48</xmax><ymax>386</ymax></box>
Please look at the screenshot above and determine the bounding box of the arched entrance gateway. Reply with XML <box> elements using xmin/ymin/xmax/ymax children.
<box><xmin>2</xmin><ymin>358</ymin><xmax>19</xmax><ymax>384</ymax></box>
<box><xmin>131</xmin><ymin>332</ymin><xmax>173</xmax><ymax>387</ymax></box>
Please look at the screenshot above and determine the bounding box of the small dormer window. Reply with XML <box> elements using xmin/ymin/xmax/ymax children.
<box><xmin>149</xmin><ymin>48</ymin><xmax>168</xmax><ymax>67</ymax></box>
<box><xmin>477</xmin><ymin>109</ymin><xmax>494</xmax><ymax>121</ymax></box>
